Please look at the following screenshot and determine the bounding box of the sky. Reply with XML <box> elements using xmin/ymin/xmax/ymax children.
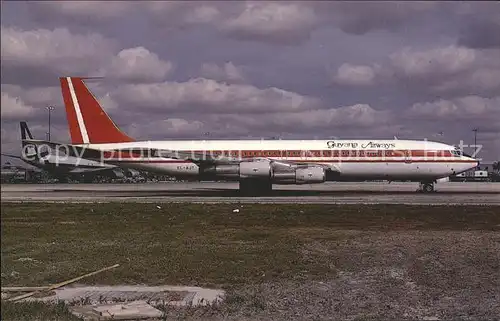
<box><xmin>1</xmin><ymin>1</ymin><xmax>499</xmax><ymax>163</ymax></box>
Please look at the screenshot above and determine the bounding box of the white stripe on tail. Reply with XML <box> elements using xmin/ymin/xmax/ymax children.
<box><xmin>66</xmin><ymin>77</ymin><xmax>89</xmax><ymax>144</ymax></box>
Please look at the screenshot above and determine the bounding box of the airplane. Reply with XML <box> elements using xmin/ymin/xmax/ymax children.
<box><xmin>24</xmin><ymin>77</ymin><xmax>479</xmax><ymax>194</ymax></box>
<box><xmin>0</xmin><ymin>162</ymin><xmax>38</xmax><ymax>183</ymax></box>
<box><xmin>2</xmin><ymin>121</ymin><xmax>127</xmax><ymax>183</ymax></box>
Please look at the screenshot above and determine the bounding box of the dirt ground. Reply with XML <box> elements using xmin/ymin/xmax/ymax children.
<box><xmin>1</xmin><ymin>203</ymin><xmax>499</xmax><ymax>320</ymax></box>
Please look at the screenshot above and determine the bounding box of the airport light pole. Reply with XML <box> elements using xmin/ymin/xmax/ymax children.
<box><xmin>472</xmin><ymin>128</ymin><xmax>478</xmax><ymax>156</ymax></box>
<box><xmin>46</xmin><ymin>105</ymin><xmax>55</xmax><ymax>141</ymax></box>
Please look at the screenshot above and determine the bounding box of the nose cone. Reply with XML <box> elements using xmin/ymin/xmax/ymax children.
<box><xmin>470</xmin><ymin>158</ymin><xmax>480</xmax><ymax>170</ymax></box>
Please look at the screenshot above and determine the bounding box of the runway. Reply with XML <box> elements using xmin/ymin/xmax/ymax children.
<box><xmin>2</xmin><ymin>181</ymin><xmax>499</xmax><ymax>205</ymax></box>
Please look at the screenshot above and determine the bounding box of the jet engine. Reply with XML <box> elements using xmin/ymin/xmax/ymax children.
<box><xmin>200</xmin><ymin>160</ymin><xmax>326</xmax><ymax>184</ymax></box>
<box><xmin>272</xmin><ymin>166</ymin><xmax>326</xmax><ymax>184</ymax></box>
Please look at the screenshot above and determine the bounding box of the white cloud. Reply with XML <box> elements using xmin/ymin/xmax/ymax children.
<box><xmin>183</xmin><ymin>5</ymin><xmax>221</xmax><ymax>24</ymax></box>
<box><xmin>390</xmin><ymin>46</ymin><xmax>477</xmax><ymax>78</ymax></box>
<box><xmin>111</xmin><ymin>77</ymin><xmax>322</xmax><ymax>113</ymax></box>
<box><xmin>1</xmin><ymin>92</ymin><xmax>36</xmax><ymax>120</ymax></box>
<box><xmin>336</xmin><ymin>45</ymin><xmax>500</xmax><ymax>96</ymax></box>
<box><xmin>1</xmin><ymin>26</ymin><xmax>172</xmax><ymax>85</ymax></box>
<box><xmin>267</xmin><ymin>104</ymin><xmax>386</xmax><ymax>129</ymax></box>
<box><xmin>1</xmin><ymin>85</ymin><xmax>61</xmax><ymax>108</ymax></box>
<box><xmin>389</xmin><ymin>46</ymin><xmax>500</xmax><ymax>96</ymax></box>
<box><xmin>333</xmin><ymin>63</ymin><xmax>377</xmax><ymax>86</ymax></box>
<box><xmin>103</xmin><ymin>47</ymin><xmax>174</xmax><ymax>83</ymax></box>
<box><xmin>27</xmin><ymin>1</ymin><xmax>441</xmax><ymax>45</ymax></box>
<box><xmin>200</xmin><ymin>62</ymin><xmax>246</xmax><ymax>83</ymax></box>
<box><xmin>0</xmin><ymin>26</ymin><xmax>115</xmax><ymax>74</ymax></box>
<box><xmin>410</xmin><ymin>96</ymin><xmax>500</xmax><ymax>120</ymax></box>
<box><xmin>123</xmin><ymin>103</ymin><xmax>390</xmax><ymax>140</ymax></box>
<box><xmin>144</xmin><ymin>1</ymin><xmax>318</xmax><ymax>44</ymax></box>
<box><xmin>98</xmin><ymin>94</ymin><xmax>119</xmax><ymax>112</ymax></box>
<box><xmin>222</xmin><ymin>2</ymin><xmax>317</xmax><ymax>45</ymax></box>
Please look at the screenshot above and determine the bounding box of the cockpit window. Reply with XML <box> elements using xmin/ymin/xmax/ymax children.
<box><xmin>451</xmin><ymin>149</ymin><xmax>473</xmax><ymax>158</ymax></box>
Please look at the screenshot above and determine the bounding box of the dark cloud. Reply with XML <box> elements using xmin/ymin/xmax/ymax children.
<box><xmin>314</xmin><ymin>1</ymin><xmax>437</xmax><ymax>35</ymax></box>
<box><xmin>455</xmin><ymin>1</ymin><xmax>500</xmax><ymax>49</ymax></box>
<box><xmin>458</xmin><ymin>20</ymin><xmax>500</xmax><ymax>49</ymax></box>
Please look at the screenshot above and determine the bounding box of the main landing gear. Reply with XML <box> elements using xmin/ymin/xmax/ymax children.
<box><xmin>239</xmin><ymin>179</ymin><xmax>273</xmax><ymax>196</ymax></box>
<box><xmin>418</xmin><ymin>181</ymin><xmax>435</xmax><ymax>193</ymax></box>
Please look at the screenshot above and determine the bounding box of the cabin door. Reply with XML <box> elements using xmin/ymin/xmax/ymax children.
<box><xmin>404</xmin><ymin>150</ymin><xmax>412</xmax><ymax>164</ymax></box>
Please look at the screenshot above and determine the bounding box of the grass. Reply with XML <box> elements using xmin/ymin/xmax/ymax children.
<box><xmin>1</xmin><ymin>301</ymin><xmax>81</xmax><ymax>321</ymax></box>
<box><xmin>1</xmin><ymin>203</ymin><xmax>500</xmax><ymax>320</ymax></box>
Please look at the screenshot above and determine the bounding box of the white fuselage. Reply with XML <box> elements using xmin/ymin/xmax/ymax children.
<box><xmin>79</xmin><ymin>139</ymin><xmax>478</xmax><ymax>182</ymax></box>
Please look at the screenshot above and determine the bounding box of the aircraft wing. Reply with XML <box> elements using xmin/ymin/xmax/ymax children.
<box><xmin>1</xmin><ymin>153</ymin><xmax>23</xmax><ymax>160</ymax></box>
<box><xmin>68</xmin><ymin>167</ymin><xmax>112</xmax><ymax>174</ymax></box>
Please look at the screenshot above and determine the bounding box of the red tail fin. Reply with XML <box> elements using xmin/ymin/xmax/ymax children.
<box><xmin>59</xmin><ymin>77</ymin><xmax>134</xmax><ymax>144</ymax></box>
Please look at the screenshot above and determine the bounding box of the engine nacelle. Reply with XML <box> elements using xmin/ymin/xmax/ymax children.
<box><xmin>295</xmin><ymin>166</ymin><xmax>326</xmax><ymax>184</ymax></box>
<box><xmin>200</xmin><ymin>160</ymin><xmax>325</xmax><ymax>184</ymax></box>
<box><xmin>201</xmin><ymin>164</ymin><xmax>240</xmax><ymax>179</ymax></box>
<box><xmin>200</xmin><ymin>160</ymin><xmax>272</xmax><ymax>180</ymax></box>
<box><xmin>272</xmin><ymin>166</ymin><xmax>326</xmax><ymax>184</ymax></box>
<box><xmin>239</xmin><ymin>160</ymin><xmax>272</xmax><ymax>179</ymax></box>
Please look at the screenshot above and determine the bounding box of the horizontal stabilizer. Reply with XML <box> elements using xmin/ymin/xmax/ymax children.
<box><xmin>21</xmin><ymin>139</ymin><xmax>103</xmax><ymax>160</ymax></box>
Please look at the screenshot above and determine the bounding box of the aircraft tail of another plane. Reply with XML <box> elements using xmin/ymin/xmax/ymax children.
<box><xmin>20</xmin><ymin>121</ymin><xmax>34</xmax><ymax>140</ymax></box>
<box><xmin>59</xmin><ymin>77</ymin><xmax>135</xmax><ymax>145</ymax></box>
<box><xmin>20</xmin><ymin>121</ymin><xmax>40</xmax><ymax>160</ymax></box>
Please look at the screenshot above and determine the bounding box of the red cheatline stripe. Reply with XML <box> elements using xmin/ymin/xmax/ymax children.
<box><xmin>109</xmin><ymin>159</ymin><xmax>476</xmax><ymax>164</ymax></box>
<box><xmin>183</xmin><ymin>149</ymin><xmax>456</xmax><ymax>157</ymax></box>
<box><xmin>100</xmin><ymin>150</ymin><xmax>462</xmax><ymax>159</ymax></box>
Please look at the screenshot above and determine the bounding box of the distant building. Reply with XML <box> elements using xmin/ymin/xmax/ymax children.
<box><xmin>449</xmin><ymin>161</ymin><xmax>499</xmax><ymax>182</ymax></box>
<box><xmin>476</xmin><ymin>162</ymin><xmax>495</xmax><ymax>172</ymax></box>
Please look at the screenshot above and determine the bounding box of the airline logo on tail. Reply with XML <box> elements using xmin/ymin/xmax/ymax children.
<box><xmin>20</xmin><ymin>122</ymin><xmax>38</xmax><ymax>159</ymax></box>
<box><xmin>59</xmin><ymin>77</ymin><xmax>134</xmax><ymax>145</ymax></box>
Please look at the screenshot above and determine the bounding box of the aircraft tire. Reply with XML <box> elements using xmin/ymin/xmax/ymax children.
<box><xmin>422</xmin><ymin>183</ymin><xmax>435</xmax><ymax>193</ymax></box>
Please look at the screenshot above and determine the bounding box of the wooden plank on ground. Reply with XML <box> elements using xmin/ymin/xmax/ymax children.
<box><xmin>8</xmin><ymin>264</ymin><xmax>120</xmax><ymax>302</ymax></box>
